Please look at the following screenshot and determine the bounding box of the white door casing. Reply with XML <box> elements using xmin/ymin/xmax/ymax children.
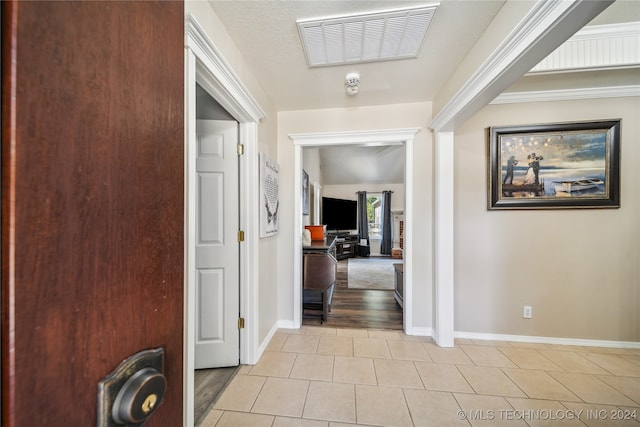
<box><xmin>289</xmin><ymin>129</ymin><xmax>418</xmax><ymax>332</ymax></box>
<box><xmin>194</xmin><ymin>119</ymin><xmax>240</xmax><ymax>369</ymax></box>
<box><xmin>185</xmin><ymin>14</ymin><xmax>265</xmax><ymax>427</ymax></box>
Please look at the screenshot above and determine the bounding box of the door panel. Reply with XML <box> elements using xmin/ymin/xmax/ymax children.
<box><xmin>1</xmin><ymin>2</ymin><xmax>184</xmax><ymax>426</ymax></box>
<box><xmin>194</xmin><ymin>120</ymin><xmax>240</xmax><ymax>369</ymax></box>
<box><xmin>198</xmin><ymin>270</ymin><xmax>225</xmax><ymax>339</ymax></box>
<box><xmin>198</xmin><ymin>173</ymin><xmax>224</xmax><ymax>244</ymax></box>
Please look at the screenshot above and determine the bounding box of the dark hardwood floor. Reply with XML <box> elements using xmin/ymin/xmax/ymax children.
<box><xmin>303</xmin><ymin>258</ymin><xmax>403</xmax><ymax>330</ymax></box>
<box><xmin>194</xmin><ymin>365</ymin><xmax>240</xmax><ymax>426</ymax></box>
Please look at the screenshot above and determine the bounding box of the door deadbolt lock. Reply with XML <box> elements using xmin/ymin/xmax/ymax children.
<box><xmin>112</xmin><ymin>367</ymin><xmax>166</xmax><ymax>424</ymax></box>
<box><xmin>98</xmin><ymin>348</ymin><xmax>166</xmax><ymax>427</ymax></box>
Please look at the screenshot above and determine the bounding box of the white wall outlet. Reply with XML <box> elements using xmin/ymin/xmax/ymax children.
<box><xmin>523</xmin><ymin>305</ymin><xmax>532</xmax><ymax>319</ymax></box>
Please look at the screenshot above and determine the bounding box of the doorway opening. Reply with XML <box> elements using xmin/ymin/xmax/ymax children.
<box><xmin>192</xmin><ymin>86</ymin><xmax>240</xmax><ymax>425</ymax></box>
<box><xmin>301</xmin><ymin>150</ymin><xmax>403</xmax><ymax>329</ymax></box>
<box><xmin>185</xmin><ymin>14</ymin><xmax>265</xmax><ymax>427</ymax></box>
<box><xmin>291</xmin><ymin>129</ymin><xmax>419</xmax><ymax>333</ymax></box>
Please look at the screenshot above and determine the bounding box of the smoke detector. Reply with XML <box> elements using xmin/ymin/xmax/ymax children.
<box><xmin>345</xmin><ymin>72</ymin><xmax>360</xmax><ymax>96</ymax></box>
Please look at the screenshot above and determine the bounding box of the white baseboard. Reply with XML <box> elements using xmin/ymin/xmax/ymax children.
<box><xmin>405</xmin><ymin>326</ymin><xmax>433</xmax><ymax>338</ymax></box>
<box><xmin>253</xmin><ymin>321</ymin><xmax>286</xmax><ymax>365</ymax></box>
<box><xmin>258</xmin><ymin>322</ymin><xmax>639</xmax><ymax>355</ymax></box>
<box><xmin>276</xmin><ymin>320</ymin><xmax>297</xmax><ymax>330</ymax></box>
<box><xmin>455</xmin><ymin>331</ymin><xmax>640</xmax><ymax>349</ymax></box>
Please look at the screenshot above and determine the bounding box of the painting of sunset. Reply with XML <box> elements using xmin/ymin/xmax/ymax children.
<box><xmin>488</xmin><ymin>120</ymin><xmax>620</xmax><ymax>209</ymax></box>
<box><xmin>499</xmin><ymin>130</ymin><xmax>608</xmax><ymax>198</ymax></box>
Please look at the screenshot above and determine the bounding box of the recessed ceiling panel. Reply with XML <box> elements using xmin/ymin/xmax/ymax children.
<box><xmin>297</xmin><ymin>4</ymin><xmax>439</xmax><ymax>67</ymax></box>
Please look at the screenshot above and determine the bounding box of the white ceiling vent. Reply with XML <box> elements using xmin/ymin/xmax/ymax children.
<box><xmin>297</xmin><ymin>4</ymin><xmax>438</xmax><ymax>68</ymax></box>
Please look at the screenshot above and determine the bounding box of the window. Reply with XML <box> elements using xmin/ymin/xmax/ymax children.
<box><xmin>367</xmin><ymin>194</ymin><xmax>383</xmax><ymax>238</ymax></box>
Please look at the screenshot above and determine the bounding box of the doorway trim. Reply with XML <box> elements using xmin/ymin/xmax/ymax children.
<box><xmin>289</xmin><ymin>128</ymin><xmax>419</xmax><ymax>332</ymax></box>
<box><xmin>185</xmin><ymin>15</ymin><xmax>264</xmax><ymax>427</ymax></box>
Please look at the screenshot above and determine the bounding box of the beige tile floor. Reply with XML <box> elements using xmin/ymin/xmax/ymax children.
<box><xmin>200</xmin><ymin>327</ymin><xmax>640</xmax><ymax>426</ymax></box>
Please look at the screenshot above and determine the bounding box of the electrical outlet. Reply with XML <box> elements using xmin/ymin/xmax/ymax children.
<box><xmin>523</xmin><ymin>306</ymin><xmax>532</xmax><ymax>319</ymax></box>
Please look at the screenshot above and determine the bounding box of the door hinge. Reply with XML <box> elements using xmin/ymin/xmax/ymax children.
<box><xmin>238</xmin><ymin>230</ymin><xmax>245</xmax><ymax>242</ymax></box>
<box><xmin>238</xmin><ymin>317</ymin><xmax>245</xmax><ymax>329</ymax></box>
<box><xmin>237</xmin><ymin>144</ymin><xmax>245</xmax><ymax>156</ymax></box>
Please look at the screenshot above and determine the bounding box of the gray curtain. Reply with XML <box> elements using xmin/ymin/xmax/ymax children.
<box><xmin>380</xmin><ymin>191</ymin><xmax>392</xmax><ymax>255</ymax></box>
<box><xmin>357</xmin><ymin>191</ymin><xmax>368</xmax><ymax>243</ymax></box>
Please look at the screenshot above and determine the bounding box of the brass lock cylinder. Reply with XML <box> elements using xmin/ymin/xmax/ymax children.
<box><xmin>112</xmin><ymin>367</ymin><xmax>167</xmax><ymax>424</ymax></box>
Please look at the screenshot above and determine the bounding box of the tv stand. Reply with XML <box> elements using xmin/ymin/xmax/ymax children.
<box><xmin>330</xmin><ymin>233</ymin><xmax>359</xmax><ymax>260</ymax></box>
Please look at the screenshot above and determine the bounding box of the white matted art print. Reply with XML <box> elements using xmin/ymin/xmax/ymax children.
<box><xmin>260</xmin><ymin>153</ymin><xmax>279</xmax><ymax>237</ymax></box>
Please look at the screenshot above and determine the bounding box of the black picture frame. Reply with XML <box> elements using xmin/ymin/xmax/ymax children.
<box><xmin>488</xmin><ymin>119</ymin><xmax>621</xmax><ymax>210</ymax></box>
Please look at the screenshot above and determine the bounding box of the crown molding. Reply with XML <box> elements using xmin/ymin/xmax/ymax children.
<box><xmin>530</xmin><ymin>22</ymin><xmax>640</xmax><ymax>74</ymax></box>
<box><xmin>572</xmin><ymin>21</ymin><xmax>639</xmax><ymax>40</ymax></box>
<box><xmin>288</xmin><ymin>128</ymin><xmax>420</xmax><ymax>146</ymax></box>
<box><xmin>185</xmin><ymin>14</ymin><xmax>265</xmax><ymax>122</ymax></box>
<box><xmin>492</xmin><ymin>85</ymin><xmax>640</xmax><ymax>104</ymax></box>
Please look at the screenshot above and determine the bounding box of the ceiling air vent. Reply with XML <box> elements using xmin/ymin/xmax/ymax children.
<box><xmin>297</xmin><ymin>4</ymin><xmax>438</xmax><ymax>68</ymax></box>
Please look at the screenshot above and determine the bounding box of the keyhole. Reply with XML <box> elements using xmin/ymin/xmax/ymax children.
<box><xmin>141</xmin><ymin>394</ymin><xmax>157</xmax><ymax>414</ymax></box>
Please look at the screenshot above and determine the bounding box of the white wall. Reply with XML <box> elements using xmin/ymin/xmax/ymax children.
<box><xmin>278</xmin><ymin>102</ymin><xmax>434</xmax><ymax>330</ymax></box>
<box><xmin>455</xmin><ymin>96</ymin><xmax>639</xmax><ymax>342</ymax></box>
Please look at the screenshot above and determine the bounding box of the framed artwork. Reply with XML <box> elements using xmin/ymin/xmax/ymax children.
<box><xmin>260</xmin><ymin>153</ymin><xmax>279</xmax><ymax>237</ymax></box>
<box><xmin>302</xmin><ymin>169</ymin><xmax>310</xmax><ymax>215</ymax></box>
<box><xmin>488</xmin><ymin>119</ymin><xmax>621</xmax><ymax>210</ymax></box>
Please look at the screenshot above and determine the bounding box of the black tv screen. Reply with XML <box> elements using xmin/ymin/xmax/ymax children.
<box><xmin>322</xmin><ymin>197</ymin><xmax>357</xmax><ymax>232</ymax></box>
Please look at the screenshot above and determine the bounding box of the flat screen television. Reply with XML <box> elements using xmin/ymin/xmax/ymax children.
<box><xmin>322</xmin><ymin>197</ymin><xmax>357</xmax><ymax>232</ymax></box>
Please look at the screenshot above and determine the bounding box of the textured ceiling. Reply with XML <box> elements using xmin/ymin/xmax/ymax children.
<box><xmin>208</xmin><ymin>0</ymin><xmax>495</xmax><ymax>185</ymax></box>
<box><xmin>209</xmin><ymin>0</ymin><xmax>506</xmax><ymax>111</ymax></box>
<box><xmin>207</xmin><ymin>0</ymin><xmax>638</xmax><ymax>186</ymax></box>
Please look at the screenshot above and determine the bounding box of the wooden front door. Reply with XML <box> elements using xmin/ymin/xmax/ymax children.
<box><xmin>1</xmin><ymin>2</ymin><xmax>184</xmax><ymax>426</ymax></box>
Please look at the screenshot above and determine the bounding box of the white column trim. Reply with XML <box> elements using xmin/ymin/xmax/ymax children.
<box><xmin>239</xmin><ymin>122</ymin><xmax>260</xmax><ymax>365</ymax></box>
<box><xmin>402</xmin><ymin>137</ymin><xmax>414</xmax><ymax>334</ymax></box>
<box><xmin>293</xmin><ymin>144</ymin><xmax>303</xmax><ymax>329</ymax></box>
<box><xmin>433</xmin><ymin>131</ymin><xmax>455</xmax><ymax>347</ymax></box>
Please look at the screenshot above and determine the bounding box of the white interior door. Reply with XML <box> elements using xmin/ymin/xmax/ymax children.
<box><xmin>195</xmin><ymin>119</ymin><xmax>240</xmax><ymax>369</ymax></box>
